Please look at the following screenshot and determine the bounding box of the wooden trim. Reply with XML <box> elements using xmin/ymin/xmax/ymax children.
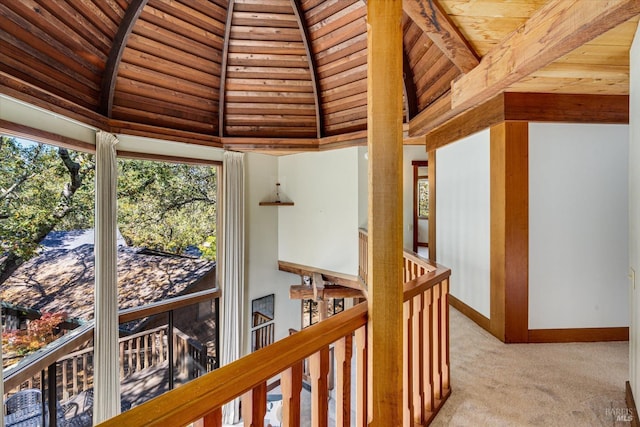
<box><xmin>504</xmin><ymin>93</ymin><xmax>630</xmax><ymax>124</ymax></box>
<box><xmin>402</xmin><ymin>0</ymin><xmax>479</xmax><ymax>73</ymax></box>
<box><xmin>218</xmin><ymin>0</ymin><xmax>236</xmax><ymax>137</ymax></box>
<box><xmin>291</xmin><ymin>0</ymin><xmax>323</xmax><ymax>138</ymax></box>
<box><xmin>403</xmin><ymin>51</ymin><xmax>418</xmax><ymax>122</ymax></box>
<box><xmin>626</xmin><ymin>381</ymin><xmax>639</xmax><ymax>427</ymax></box>
<box><xmin>116</xmin><ymin>150</ymin><xmax>223</xmax><ymax>167</ymax></box>
<box><xmin>427</xmin><ymin>149</ymin><xmax>436</xmax><ymax>261</ymax></box>
<box><xmin>448</xmin><ymin>294</ymin><xmax>490</xmax><ymax>332</ymax></box>
<box><xmin>100</xmin><ymin>0</ymin><xmax>148</xmax><ymax>117</ymax></box>
<box><xmin>528</xmin><ymin>327</ymin><xmax>629</xmax><ymax>343</ymax></box>
<box><xmin>0</xmin><ymin>119</ymin><xmax>96</xmax><ymax>153</ymax></box>
<box><xmin>1</xmin><ymin>73</ymin><xmax>107</xmax><ymax>129</ymax></box>
<box><xmin>412</xmin><ymin>160</ymin><xmax>428</xmax><ymax>252</ymax></box>
<box><xmin>424</xmin><ymin>93</ymin><xmax>505</xmax><ymax>151</ymax></box>
<box><xmin>490</xmin><ymin>121</ymin><xmax>529</xmax><ymax>343</ymax></box>
<box><xmin>451</xmin><ymin>0</ymin><xmax>640</xmax><ymax>110</ymax></box>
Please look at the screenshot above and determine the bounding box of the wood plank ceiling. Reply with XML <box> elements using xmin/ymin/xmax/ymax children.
<box><xmin>0</xmin><ymin>0</ymin><xmax>638</xmax><ymax>153</ymax></box>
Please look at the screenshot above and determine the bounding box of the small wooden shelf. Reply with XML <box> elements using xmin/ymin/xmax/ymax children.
<box><xmin>259</xmin><ymin>201</ymin><xmax>294</xmax><ymax>206</ymax></box>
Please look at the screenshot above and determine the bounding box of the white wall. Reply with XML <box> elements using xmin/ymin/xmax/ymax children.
<box><xmin>629</xmin><ymin>25</ymin><xmax>640</xmax><ymax>397</ymax></box>
<box><xmin>244</xmin><ymin>153</ymin><xmax>300</xmax><ymax>353</ymax></box>
<box><xmin>278</xmin><ymin>148</ymin><xmax>360</xmax><ymax>275</ymax></box>
<box><xmin>403</xmin><ymin>145</ymin><xmax>428</xmax><ymax>250</ymax></box>
<box><xmin>436</xmin><ymin>129</ymin><xmax>491</xmax><ymax>317</ymax></box>
<box><xmin>529</xmin><ymin>123</ymin><xmax>629</xmax><ymax>329</ymax></box>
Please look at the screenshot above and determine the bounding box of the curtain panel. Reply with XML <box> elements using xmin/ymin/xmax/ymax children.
<box><xmin>220</xmin><ymin>151</ymin><xmax>246</xmax><ymax>424</ymax></box>
<box><xmin>93</xmin><ymin>131</ymin><xmax>121</xmax><ymax>423</ymax></box>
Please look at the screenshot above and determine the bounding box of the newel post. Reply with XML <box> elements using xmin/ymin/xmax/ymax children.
<box><xmin>366</xmin><ymin>1</ymin><xmax>404</xmax><ymax>425</ymax></box>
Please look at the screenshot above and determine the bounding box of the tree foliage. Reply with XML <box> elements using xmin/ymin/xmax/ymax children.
<box><xmin>117</xmin><ymin>158</ymin><xmax>217</xmax><ymax>259</ymax></box>
<box><xmin>0</xmin><ymin>136</ymin><xmax>217</xmax><ymax>285</ymax></box>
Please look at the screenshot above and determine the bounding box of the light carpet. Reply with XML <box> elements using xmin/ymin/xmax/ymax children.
<box><xmin>433</xmin><ymin>308</ymin><xmax>629</xmax><ymax>426</ymax></box>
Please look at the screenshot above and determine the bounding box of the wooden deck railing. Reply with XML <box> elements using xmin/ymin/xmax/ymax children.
<box><xmin>96</xmin><ymin>230</ymin><xmax>451</xmax><ymax>427</ymax></box>
<box><xmin>3</xmin><ymin>288</ymin><xmax>221</xmax><ymax>426</ymax></box>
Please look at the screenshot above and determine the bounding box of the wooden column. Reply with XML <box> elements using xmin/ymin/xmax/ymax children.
<box><xmin>490</xmin><ymin>121</ymin><xmax>529</xmax><ymax>343</ymax></box>
<box><xmin>367</xmin><ymin>1</ymin><xmax>404</xmax><ymax>425</ymax></box>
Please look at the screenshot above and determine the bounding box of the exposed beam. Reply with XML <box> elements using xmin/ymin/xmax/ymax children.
<box><xmin>451</xmin><ymin>0</ymin><xmax>640</xmax><ymax>111</ymax></box>
<box><xmin>291</xmin><ymin>0</ymin><xmax>324</xmax><ymax>138</ymax></box>
<box><xmin>290</xmin><ymin>285</ymin><xmax>364</xmax><ymax>300</ymax></box>
<box><xmin>218</xmin><ymin>0</ymin><xmax>236</xmax><ymax>137</ymax></box>
<box><xmin>402</xmin><ymin>48</ymin><xmax>418</xmax><ymax>121</ymax></box>
<box><xmin>100</xmin><ymin>0</ymin><xmax>148</xmax><ymax>117</ymax></box>
<box><xmin>402</xmin><ymin>0</ymin><xmax>479</xmax><ymax>73</ymax></box>
<box><xmin>278</xmin><ymin>260</ymin><xmax>362</xmax><ymax>290</ymax></box>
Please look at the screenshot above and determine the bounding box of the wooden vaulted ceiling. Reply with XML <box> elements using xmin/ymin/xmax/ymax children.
<box><xmin>0</xmin><ymin>0</ymin><xmax>639</xmax><ymax>153</ymax></box>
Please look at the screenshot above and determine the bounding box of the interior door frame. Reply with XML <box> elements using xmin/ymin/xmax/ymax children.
<box><xmin>412</xmin><ymin>160</ymin><xmax>429</xmax><ymax>253</ymax></box>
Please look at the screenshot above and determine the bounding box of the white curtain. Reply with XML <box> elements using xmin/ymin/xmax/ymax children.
<box><xmin>93</xmin><ymin>131</ymin><xmax>120</xmax><ymax>423</ymax></box>
<box><xmin>220</xmin><ymin>151</ymin><xmax>245</xmax><ymax>424</ymax></box>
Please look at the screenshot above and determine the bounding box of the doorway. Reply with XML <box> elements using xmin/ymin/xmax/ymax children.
<box><xmin>412</xmin><ymin>160</ymin><xmax>429</xmax><ymax>254</ymax></box>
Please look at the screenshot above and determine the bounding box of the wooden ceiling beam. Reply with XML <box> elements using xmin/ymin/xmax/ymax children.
<box><xmin>99</xmin><ymin>0</ymin><xmax>148</xmax><ymax>117</ymax></box>
<box><xmin>289</xmin><ymin>285</ymin><xmax>364</xmax><ymax>300</ymax></box>
<box><xmin>402</xmin><ymin>0</ymin><xmax>479</xmax><ymax>73</ymax></box>
<box><xmin>451</xmin><ymin>0</ymin><xmax>640</xmax><ymax>111</ymax></box>
<box><xmin>218</xmin><ymin>0</ymin><xmax>236</xmax><ymax>137</ymax></box>
<box><xmin>291</xmin><ymin>0</ymin><xmax>324</xmax><ymax>138</ymax></box>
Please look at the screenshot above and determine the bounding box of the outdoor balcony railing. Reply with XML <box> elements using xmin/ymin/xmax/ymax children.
<box><xmin>2</xmin><ymin>288</ymin><xmax>221</xmax><ymax>427</ymax></box>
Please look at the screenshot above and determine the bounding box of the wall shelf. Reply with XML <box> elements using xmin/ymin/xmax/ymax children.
<box><xmin>259</xmin><ymin>201</ymin><xmax>294</xmax><ymax>206</ymax></box>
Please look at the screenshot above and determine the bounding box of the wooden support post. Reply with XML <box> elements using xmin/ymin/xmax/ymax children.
<box><xmin>367</xmin><ymin>0</ymin><xmax>404</xmax><ymax>425</ymax></box>
<box><xmin>490</xmin><ymin>121</ymin><xmax>529</xmax><ymax>343</ymax></box>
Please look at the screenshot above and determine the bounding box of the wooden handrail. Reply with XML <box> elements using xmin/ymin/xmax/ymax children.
<box><xmin>4</xmin><ymin>322</ymin><xmax>94</xmax><ymax>391</ymax></box>
<box><xmin>97</xmin><ymin>303</ymin><xmax>368</xmax><ymax>427</ymax></box>
<box><xmin>403</xmin><ymin>265</ymin><xmax>451</xmax><ymax>302</ymax></box>
<box><xmin>4</xmin><ymin>288</ymin><xmax>221</xmax><ymax>392</ymax></box>
<box><xmin>119</xmin><ymin>288</ymin><xmax>221</xmax><ymax>322</ymax></box>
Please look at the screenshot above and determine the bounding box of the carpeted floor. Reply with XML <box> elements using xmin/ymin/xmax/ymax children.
<box><xmin>433</xmin><ymin>308</ymin><xmax>630</xmax><ymax>426</ymax></box>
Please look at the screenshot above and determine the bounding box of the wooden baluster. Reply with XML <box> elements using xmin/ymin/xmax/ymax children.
<box><xmin>412</xmin><ymin>294</ymin><xmax>424</xmax><ymax>424</ymax></box>
<box><xmin>136</xmin><ymin>337</ymin><xmax>142</xmax><ymax>372</ymax></box>
<box><xmin>72</xmin><ymin>357</ymin><xmax>79</xmax><ymax>396</ymax></box>
<box><xmin>334</xmin><ymin>334</ymin><xmax>353</xmax><ymax>427</ymax></box>
<box><xmin>309</xmin><ymin>347</ymin><xmax>330</xmax><ymax>427</ymax></box>
<box><xmin>281</xmin><ymin>362</ymin><xmax>302</xmax><ymax>427</ymax></box>
<box><xmin>432</xmin><ymin>283</ymin><xmax>441</xmax><ymax>400</ymax></box>
<box><xmin>119</xmin><ymin>342</ymin><xmax>125</xmax><ymax>378</ymax></box>
<box><xmin>403</xmin><ymin>300</ymin><xmax>412</xmax><ymax>426</ymax></box>
<box><xmin>83</xmin><ymin>354</ymin><xmax>88</xmax><ymax>391</ymax></box>
<box><xmin>355</xmin><ymin>326</ymin><xmax>367</xmax><ymax>427</ymax></box>
<box><xmin>423</xmin><ymin>288</ymin><xmax>434</xmax><ymax>414</ymax></box>
<box><xmin>159</xmin><ymin>330</ymin><xmax>165</xmax><ymax>362</ymax></box>
<box><xmin>62</xmin><ymin>360</ymin><xmax>68</xmax><ymax>400</ymax></box>
<box><xmin>151</xmin><ymin>331</ymin><xmax>157</xmax><ymax>366</ymax></box>
<box><xmin>127</xmin><ymin>340</ymin><xmax>133</xmax><ymax>376</ymax></box>
<box><xmin>441</xmin><ymin>278</ymin><xmax>450</xmax><ymax>392</ymax></box>
<box><xmin>241</xmin><ymin>381</ymin><xmax>267</xmax><ymax>427</ymax></box>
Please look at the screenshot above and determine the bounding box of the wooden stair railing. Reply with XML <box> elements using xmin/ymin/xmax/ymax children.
<box><xmin>360</xmin><ymin>228</ymin><xmax>452</xmax><ymax>425</ymax></box>
<box><xmin>95</xmin><ymin>231</ymin><xmax>451</xmax><ymax>426</ymax></box>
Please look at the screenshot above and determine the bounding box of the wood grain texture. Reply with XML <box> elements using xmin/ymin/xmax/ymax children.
<box><xmin>528</xmin><ymin>327</ymin><xmax>629</xmax><ymax>343</ymax></box>
<box><xmin>451</xmin><ymin>0</ymin><xmax>640</xmax><ymax>110</ymax></box>
<box><xmin>367</xmin><ymin>0</ymin><xmax>404</xmax><ymax>424</ymax></box>
<box><xmin>490</xmin><ymin>121</ymin><xmax>529</xmax><ymax>343</ymax></box>
<box><xmin>427</xmin><ymin>150</ymin><xmax>437</xmax><ymax>261</ymax></box>
<box><xmin>402</xmin><ymin>0</ymin><xmax>479</xmax><ymax>72</ymax></box>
